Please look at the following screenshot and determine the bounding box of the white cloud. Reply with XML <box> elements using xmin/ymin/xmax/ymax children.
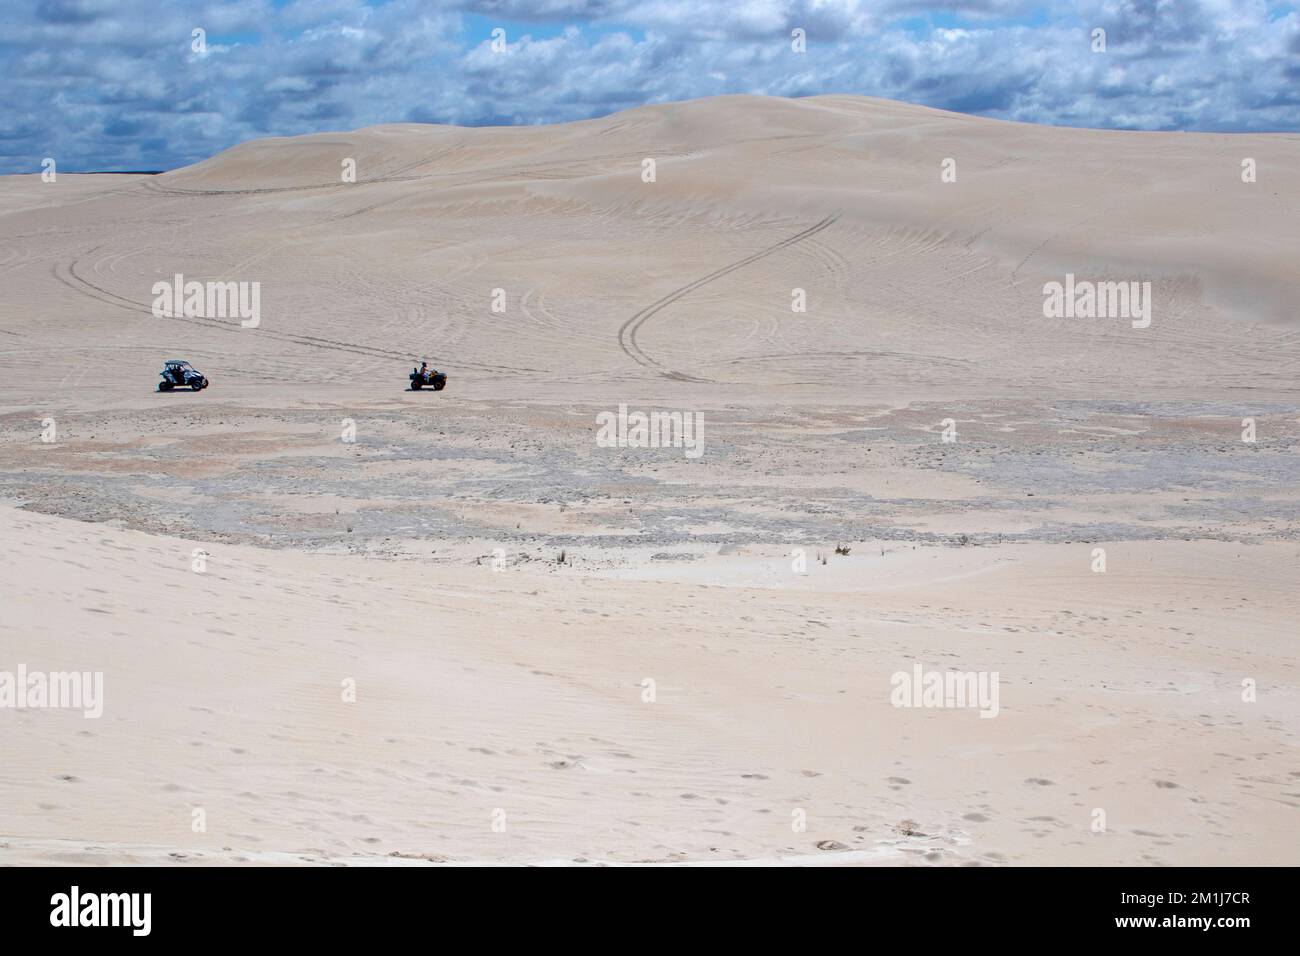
<box><xmin>0</xmin><ymin>0</ymin><xmax>1296</xmax><ymax>172</ymax></box>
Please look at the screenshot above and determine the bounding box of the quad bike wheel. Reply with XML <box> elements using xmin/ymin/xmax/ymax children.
<box><xmin>410</xmin><ymin>379</ymin><xmax>423</xmax><ymax>390</ymax></box>
<box><xmin>432</xmin><ymin>379</ymin><xmax>446</xmax><ymax>391</ymax></box>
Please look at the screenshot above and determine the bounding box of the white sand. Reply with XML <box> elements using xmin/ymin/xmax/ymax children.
<box><xmin>1</xmin><ymin>95</ymin><xmax>1297</xmax><ymax>865</ymax></box>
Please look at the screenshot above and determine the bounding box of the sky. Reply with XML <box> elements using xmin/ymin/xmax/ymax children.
<box><xmin>2</xmin><ymin>0</ymin><xmax>1299</xmax><ymax>173</ymax></box>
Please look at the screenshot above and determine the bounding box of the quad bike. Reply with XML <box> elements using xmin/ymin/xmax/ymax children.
<box><xmin>409</xmin><ymin>365</ymin><xmax>447</xmax><ymax>391</ymax></box>
<box><xmin>158</xmin><ymin>359</ymin><xmax>209</xmax><ymax>391</ymax></box>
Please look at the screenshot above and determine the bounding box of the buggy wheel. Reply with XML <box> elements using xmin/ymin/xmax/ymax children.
<box><xmin>158</xmin><ymin>381</ymin><xmax>173</xmax><ymax>392</ymax></box>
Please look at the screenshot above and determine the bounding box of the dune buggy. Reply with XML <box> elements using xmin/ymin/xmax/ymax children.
<box><xmin>158</xmin><ymin>359</ymin><xmax>208</xmax><ymax>391</ymax></box>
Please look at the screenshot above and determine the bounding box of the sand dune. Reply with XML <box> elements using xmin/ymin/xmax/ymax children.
<box><xmin>3</xmin><ymin>506</ymin><xmax>1296</xmax><ymax>866</ymax></box>
<box><xmin>2</xmin><ymin>94</ymin><xmax>1297</xmax><ymax>403</ymax></box>
<box><xmin>1</xmin><ymin>95</ymin><xmax>1298</xmax><ymax>865</ymax></box>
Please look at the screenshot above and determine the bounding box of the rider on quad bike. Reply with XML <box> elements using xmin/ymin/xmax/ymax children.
<box><xmin>409</xmin><ymin>361</ymin><xmax>447</xmax><ymax>391</ymax></box>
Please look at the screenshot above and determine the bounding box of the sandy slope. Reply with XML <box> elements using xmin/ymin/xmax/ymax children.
<box><xmin>1</xmin><ymin>95</ymin><xmax>1298</xmax><ymax>865</ymax></box>
<box><xmin>2</xmin><ymin>506</ymin><xmax>1296</xmax><ymax>866</ymax></box>
<box><xmin>1</xmin><ymin>94</ymin><xmax>1297</xmax><ymax>403</ymax></box>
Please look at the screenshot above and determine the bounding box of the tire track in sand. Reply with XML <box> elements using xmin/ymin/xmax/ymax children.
<box><xmin>617</xmin><ymin>213</ymin><xmax>839</xmax><ymax>382</ymax></box>
<box><xmin>50</xmin><ymin>257</ymin><xmax>541</xmax><ymax>375</ymax></box>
